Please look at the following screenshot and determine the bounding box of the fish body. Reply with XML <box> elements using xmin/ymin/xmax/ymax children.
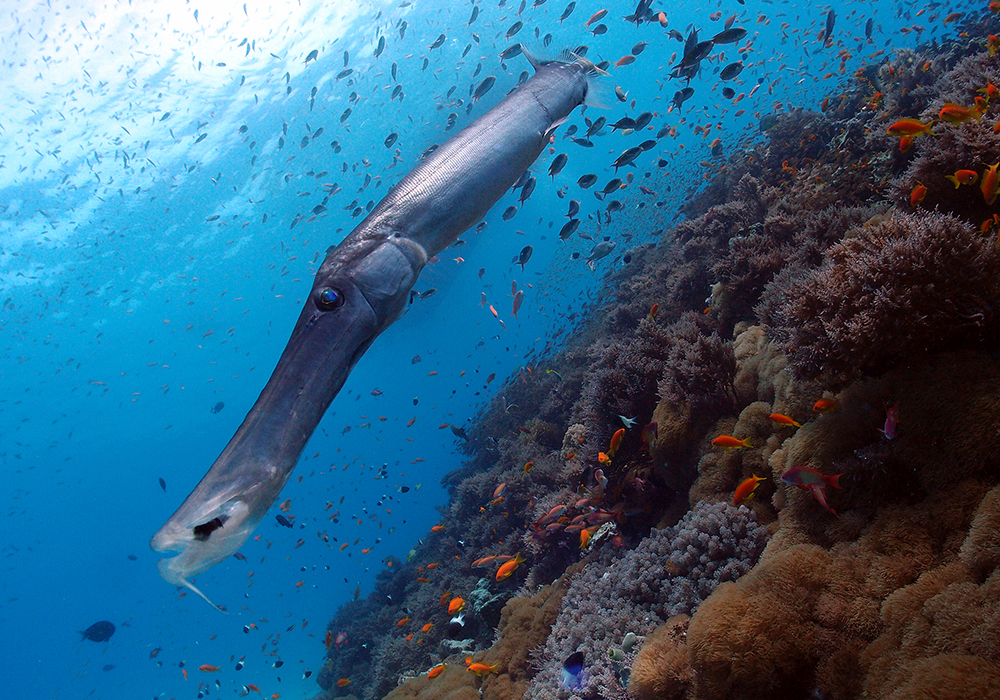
<box><xmin>151</xmin><ymin>47</ymin><xmax>601</xmax><ymax>605</ymax></box>
<box><xmin>585</xmin><ymin>239</ymin><xmax>615</xmax><ymax>262</ymax></box>
<box><xmin>712</xmin><ymin>434</ymin><xmax>752</xmax><ymax>450</ymax></box>
<box><xmin>881</xmin><ymin>403</ymin><xmax>899</xmax><ymax>440</ymax></box>
<box><xmin>781</xmin><ymin>466</ymin><xmax>841</xmax><ymax>515</ymax></box>
<box><xmin>886</xmin><ymin>118</ymin><xmax>934</xmax><ymax>137</ymax></box>
<box><xmin>495</xmin><ymin>553</ymin><xmax>526</xmax><ymax>581</ymax></box>
<box><xmin>733</xmin><ymin>475</ymin><xmax>766</xmax><ymax>506</ymax></box>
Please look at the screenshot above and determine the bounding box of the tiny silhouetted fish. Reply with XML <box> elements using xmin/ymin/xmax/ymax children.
<box><xmin>211</xmin><ymin>401</ymin><xmax>225</xmax><ymax>414</ymax></box>
<box><xmin>80</xmin><ymin>621</ymin><xmax>116</xmax><ymax>642</ymax></box>
<box><xmin>711</xmin><ymin>27</ymin><xmax>747</xmax><ymax>44</ymax></box>
<box><xmin>102</xmin><ymin>664</ymin><xmax>116</xmax><ymax>672</ymax></box>
<box><xmin>473</xmin><ymin>76</ymin><xmax>495</xmax><ymax>101</ymax></box>
<box><xmin>559</xmin><ymin>219</ymin><xmax>580</xmax><ymax>239</ymax></box>
<box><xmin>384</xmin><ymin>132</ymin><xmax>398</xmax><ymax>148</ymax></box>
<box><xmin>502</xmin><ymin>206</ymin><xmax>517</xmax><ymax>221</ymax></box>
<box><xmin>499</xmin><ymin>44</ymin><xmax>523</xmax><ymax>60</ymax></box>
<box><xmin>304</xmin><ymin>49</ymin><xmax>318</xmax><ymax>64</ymax></box>
<box><xmin>824</xmin><ymin>9</ymin><xmax>836</xmax><ymax>40</ymax></box>
<box><xmin>548</xmin><ymin>153</ymin><xmax>567</xmax><ymax>178</ymax></box>
<box><xmin>374</xmin><ymin>35</ymin><xmax>386</xmax><ymax>58</ymax></box>
<box><xmin>451</xmin><ymin>425</ymin><xmax>468</xmax><ymax>440</ymax></box>
<box><xmin>578</xmin><ymin>174</ymin><xmax>598</xmax><ymax>188</ymax></box>
<box><xmin>720</xmin><ymin>62</ymin><xmax>744</xmax><ymax>80</ymax></box>
<box><xmin>127</xmin><ymin>554</ymin><xmax>138</xmax><ymax>561</ymax></box>
<box><xmin>515</xmin><ymin>245</ymin><xmax>533</xmax><ymax>270</ymax></box>
<box><xmin>429</xmin><ymin>33</ymin><xmax>446</xmax><ymax>50</ymax></box>
<box><xmin>159</xmin><ymin>477</ymin><xmax>166</xmax><ymax>492</ymax></box>
<box><xmin>276</xmin><ymin>514</ymin><xmax>293</xmax><ymax>528</ymax></box>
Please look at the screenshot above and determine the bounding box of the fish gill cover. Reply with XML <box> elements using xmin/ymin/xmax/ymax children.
<box><xmin>2</xmin><ymin>1</ymin><xmax>999</xmax><ymax>700</ymax></box>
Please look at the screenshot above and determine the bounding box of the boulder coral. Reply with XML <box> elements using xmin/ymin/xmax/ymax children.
<box><xmin>630</xmin><ymin>347</ymin><xmax>1000</xmax><ymax>700</ymax></box>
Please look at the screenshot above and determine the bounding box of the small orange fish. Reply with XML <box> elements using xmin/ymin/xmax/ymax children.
<box><xmin>523</xmin><ymin>461</ymin><xmax>534</xmax><ymax>474</ymax></box>
<box><xmin>989</xmin><ymin>34</ymin><xmax>1000</xmax><ymax>57</ymax></box>
<box><xmin>337</xmin><ymin>678</ymin><xmax>351</xmax><ymax>687</ymax></box>
<box><xmin>428</xmin><ymin>663</ymin><xmax>447</xmax><ymax>679</ymax></box>
<box><xmin>182</xmin><ymin>669</ymin><xmax>188</xmax><ymax>681</ymax></box>
<box><xmin>939</xmin><ymin>102</ymin><xmax>983</xmax><ymax>124</ymax></box>
<box><xmin>466</xmin><ymin>661</ymin><xmax>500</xmax><ymax>676</ymax></box>
<box><xmin>430</xmin><ymin>524</ymin><xmax>446</xmax><ymax>532</ymax></box>
<box><xmin>448</xmin><ymin>597</ymin><xmax>465</xmax><ymax>614</ymax></box>
<box><xmin>910</xmin><ymin>182</ymin><xmax>927</xmax><ymax>208</ymax></box>
<box><xmin>898</xmin><ymin>135</ymin><xmax>914</xmax><ymax>153</ymax></box>
<box><xmin>733</xmin><ymin>475</ymin><xmax>767</xmax><ymax>506</ymax></box>
<box><xmin>199</xmin><ymin>664</ymin><xmax>220</xmax><ymax>673</ymax></box>
<box><xmin>496</xmin><ymin>553</ymin><xmax>526</xmax><ymax>581</ymax></box>
<box><xmin>886</xmin><ymin>118</ymin><xmax>934</xmax><ymax>137</ymax></box>
<box><xmin>946</xmin><ymin>169</ymin><xmax>979</xmax><ymax>188</ymax></box>
<box><xmin>711</xmin><ymin>435</ymin><xmax>753</xmax><ymax>450</ymax></box>
<box><xmin>247</xmin><ymin>684</ymin><xmax>260</xmax><ymax>693</ymax></box>
<box><xmin>982</xmin><ymin>163</ymin><xmax>1000</xmax><ymax>205</ymax></box>
<box><xmin>396</xmin><ymin>616</ymin><xmax>410</xmax><ymax>627</ymax></box>
<box><xmin>608</xmin><ymin>428</ymin><xmax>625</xmax><ymax>456</ymax></box>
<box><xmin>812</xmin><ymin>398</ymin><xmax>840</xmax><ymax>413</ymax></box>
<box><xmin>615</xmin><ymin>55</ymin><xmax>636</xmax><ymax>67</ymax></box>
<box><xmin>422</xmin><ymin>622</ymin><xmax>434</xmax><ymax>633</ymax></box>
<box><xmin>769</xmin><ymin>413</ymin><xmax>802</xmax><ymax>428</ymax></box>
<box><xmin>598</xmin><ymin>451</ymin><xmax>611</xmax><ymax>464</ymax></box>
<box><xmin>648</xmin><ymin>303</ymin><xmax>659</xmax><ymax>319</ymax></box>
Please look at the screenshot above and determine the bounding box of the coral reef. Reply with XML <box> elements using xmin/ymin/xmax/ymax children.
<box><xmin>760</xmin><ymin>211</ymin><xmax>1000</xmax><ymax>385</ymax></box>
<box><xmin>314</xmin><ymin>16</ymin><xmax>1000</xmax><ymax>700</ymax></box>
<box><xmin>525</xmin><ymin>502</ymin><xmax>769</xmax><ymax>699</ymax></box>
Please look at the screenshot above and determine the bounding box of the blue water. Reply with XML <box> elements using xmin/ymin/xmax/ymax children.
<box><xmin>0</xmin><ymin>0</ymin><xmax>961</xmax><ymax>697</ymax></box>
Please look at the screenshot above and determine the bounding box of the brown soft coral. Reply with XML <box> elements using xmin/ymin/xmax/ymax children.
<box><xmin>629</xmin><ymin>615</ymin><xmax>692</xmax><ymax>700</ymax></box>
<box><xmin>760</xmin><ymin>210</ymin><xmax>1000</xmax><ymax>385</ymax></box>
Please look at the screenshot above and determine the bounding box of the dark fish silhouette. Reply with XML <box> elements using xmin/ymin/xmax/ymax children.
<box><xmin>276</xmin><ymin>514</ymin><xmax>293</xmax><ymax>528</ymax></box>
<box><xmin>211</xmin><ymin>402</ymin><xmax>225</xmax><ymax>414</ymax></box>
<box><xmin>79</xmin><ymin>621</ymin><xmax>115</xmax><ymax>642</ymax></box>
<box><xmin>711</xmin><ymin>27</ymin><xmax>747</xmax><ymax>44</ymax></box>
<box><xmin>429</xmin><ymin>33</ymin><xmax>446</xmax><ymax>50</ymax></box>
<box><xmin>159</xmin><ymin>477</ymin><xmax>167</xmax><ymax>492</ymax></box>
<box><xmin>515</xmin><ymin>245</ymin><xmax>533</xmax><ymax>270</ymax></box>
<box><xmin>720</xmin><ymin>62</ymin><xmax>744</xmax><ymax>80</ymax></box>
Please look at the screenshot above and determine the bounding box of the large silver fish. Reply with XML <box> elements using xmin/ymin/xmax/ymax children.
<box><xmin>150</xmin><ymin>47</ymin><xmax>602</xmax><ymax>607</ymax></box>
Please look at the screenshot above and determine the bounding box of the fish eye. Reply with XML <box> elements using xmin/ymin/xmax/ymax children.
<box><xmin>316</xmin><ymin>286</ymin><xmax>344</xmax><ymax>310</ymax></box>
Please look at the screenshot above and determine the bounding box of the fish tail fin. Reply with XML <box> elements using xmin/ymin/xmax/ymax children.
<box><xmin>826</xmin><ymin>474</ymin><xmax>843</xmax><ymax>489</ymax></box>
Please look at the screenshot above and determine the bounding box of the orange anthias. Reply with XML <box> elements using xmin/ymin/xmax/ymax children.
<box><xmin>946</xmin><ymin>169</ymin><xmax>979</xmax><ymax>188</ymax></box>
<box><xmin>733</xmin><ymin>475</ymin><xmax>767</xmax><ymax>506</ymax></box>
<box><xmin>769</xmin><ymin>413</ymin><xmax>802</xmax><ymax>428</ymax></box>
<box><xmin>448</xmin><ymin>597</ymin><xmax>466</xmax><ymax>614</ymax></box>
<box><xmin>496</xmin><ymin>553</ymin><xmax>526</xmax><ymax>581</ymax></box>
<box><xmin>712</xmin><ymin>434</ymin><xmax>752</xmax><ymax>450</ymax></box>
<box><xmin>886</xmin><ymin>118</ymin><xmax>934</xmax><ymax>137</ymax></box>
<box><xmin>982</xmin><ymin>163</ymin><xmax>1000</xmax><ymax>205</ymax></box>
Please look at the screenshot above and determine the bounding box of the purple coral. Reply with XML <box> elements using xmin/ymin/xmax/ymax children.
<box><xmin>525</xmin><ymin>501</ymin><xmax>770</xmax><ymax>700</ymax></box>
